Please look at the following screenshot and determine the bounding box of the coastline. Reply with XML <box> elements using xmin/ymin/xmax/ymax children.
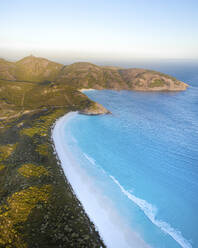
<box><xmin>79</xmin><ymin>88</ymin><xmax>97</xmax><ymax>92</ymax></box>
<box><xmin>52</xmin><ymin>111</ymin><xmax>151</xmax><ymax>248</ymax></box>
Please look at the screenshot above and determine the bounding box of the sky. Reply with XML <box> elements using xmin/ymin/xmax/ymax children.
<box><xmin>0</xmin><ymin>0</ymin><xmax>198</xmax><ymax>63</ymax></box>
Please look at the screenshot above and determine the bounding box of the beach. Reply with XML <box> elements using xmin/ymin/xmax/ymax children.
<box><xmin>52</xmin><ymin>86</ymin><xmax>198</xmax><ymax>248</ymax></box>
<box><xmin>52</xmin><ymin>112</ymin><xmax>150</xmax><ymax>248</ymax></box>
<box><xmin>79</xmin><ymin>88</ymin><xmax>96</xmax><ymax>92</ymax></box>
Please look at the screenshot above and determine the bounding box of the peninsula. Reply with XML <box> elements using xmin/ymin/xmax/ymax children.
<box><xmin>0</xmin><ymin>55</ymin><xmax>188</xmax><ymax>248</ymax></box>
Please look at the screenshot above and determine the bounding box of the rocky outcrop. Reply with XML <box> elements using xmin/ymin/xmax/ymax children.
<box><xmin>79</xmin><ymin>102</ymin><xmax>110</xmax><ymax>115</ymax></box>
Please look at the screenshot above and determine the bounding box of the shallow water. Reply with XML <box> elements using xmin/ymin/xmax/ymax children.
<box><xmin>53</xmin><ymin>65</ymin><xmax>198</xmax><ymax>248</ymax></box>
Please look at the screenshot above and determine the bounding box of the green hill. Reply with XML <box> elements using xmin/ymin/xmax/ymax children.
<box><xmin>0</xmin><ymin>55</ymin><xmax>188</xmax><ymax>91</ymax></box>
<box><xmin>15</xmin><ymin>55</ymin><xmax>63</xmax><ymax>82</ymax></box>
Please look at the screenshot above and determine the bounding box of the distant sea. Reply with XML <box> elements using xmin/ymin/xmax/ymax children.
<box><xmin>53</xmin><ymin>62</ymin><xmax>198</xmax><ymax>248</ymax></box>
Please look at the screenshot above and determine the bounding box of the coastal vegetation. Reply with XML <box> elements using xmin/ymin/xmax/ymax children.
<box><xmin>149</xmin><ymin>79</ymin><xmax>165</xmax><ymax>88</ymax></box>
<box><xmin>18</xmin><ymin>163</ymin><xmax>49</xmax><ymax>178</ymax></box>
<box><xmin>0</xmin><ymin>55</ymin><xmax>189</xmax><ymax>247</ymax></box>
<box><xmin>0</xmin><ymin>107</ymin><xmax>105</xmax><ymax>248</ymax></box>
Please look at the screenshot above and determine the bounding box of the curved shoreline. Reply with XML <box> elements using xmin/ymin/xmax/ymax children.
<box><xmin>52</xmin><ymin>112</ymin><xmax>151</xmax><ymax>248</ymax></box>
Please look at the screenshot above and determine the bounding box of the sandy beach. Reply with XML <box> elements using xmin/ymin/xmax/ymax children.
<box><xmin>79</xmin><ymin>88</ymin><xmax>96</xmax><ymax>92</ymax></box>
<box><xmin>52</xmin><ymin>112</ymin><xmax>150</xmax><ymax>248</ymax></box>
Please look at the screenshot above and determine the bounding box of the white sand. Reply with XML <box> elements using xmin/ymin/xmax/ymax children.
<box><xmin>52</xmin><ymin>112</ymin><xmax>151</xmax><ymax>248</ymax></box>
<box><xmin>79</xmin><ymin>88</ymin><xmax>96</xmax><ymax>92</ymax></box>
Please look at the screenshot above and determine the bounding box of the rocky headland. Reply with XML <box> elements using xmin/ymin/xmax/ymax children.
<box><xmin>0</xmin><ymin>55</ymin><xmax>188</xmax><ymax>248</ymax></box>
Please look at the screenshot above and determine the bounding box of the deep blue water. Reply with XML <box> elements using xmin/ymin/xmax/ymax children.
<box><xmin>62</xmin><ymin>65</ymin><xmax>198</xmax><ymax>248</ymax></box>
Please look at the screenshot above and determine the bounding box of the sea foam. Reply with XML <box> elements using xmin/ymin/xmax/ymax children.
<box><xmin>83</xmin><ymin>152</ymin><xmax>96</xmax><ymax>165</ymax></box>
<box><xmin>110</xmin><ymin>176</ymin><xmax>192</xmax><ymax>248</ymax></box>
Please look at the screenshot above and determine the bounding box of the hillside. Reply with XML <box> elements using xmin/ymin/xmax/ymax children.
<box><xmin>0</xmin><ymin>59</ymin><xmax>17</xmax><ymax>81</ymax></box>
<box><xmin>0</xmin><ymin>79</ymin><xmax>105</xmax><ymax>122</ymax></box>
<box><xmin>15</xmin><ymin>55</ymin><xmax>63</xmax><ymax>82</ymax></box>
<box><xmin>0</xmin><ymin>81</ymin><xmax>106</xmax><ymax>247</ymax></box>
<box><xmin>57</xmin><ymin>62</ymin><xmax>188</xmax><ymax>91</ymax></box>
<box><xmin>56</xmin><ymin>62</ymin><xmax>128</xmax><ymax>90</ymax></box>
<box><xmin>0</xmin><ymin>56</ymin><xmax>188</xmax><ymax>91</ymax></box>
<box><xmin>119</xmin><ymin>68</ymin><xmax>188</xmax><ymax>91</ymax></box>
<box><xmin>0</xmin><ymin>56</ymin><xmax>63</xmax><ymax>83</ymax></box>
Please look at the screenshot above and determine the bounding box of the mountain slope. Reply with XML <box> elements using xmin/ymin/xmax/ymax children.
<box><xmin>15</xmin><ymin>55</ymin><xmax>63</xmax><ymax>82</ymax></box>
<box><xmin>0</xmin><ymin>55</ymin><xmax>188</xmax><ymax>91</ymax></box>
<box><xmin>119</xmin><ymin>68</ymin><xmax>188</xmax><ymax>91</ymax></box>
<box><xmin>0</xmin><ymin>58</ymin><xmax>17</xmax><ymax>81</ymax></box>
<box><xmin>0</xmin><ymin>79</ymin><xmax>101</xmax><ymax>121</ymax></box>
<box><xmin>56</xmin><ymin>62</ymin><xmax>188</xmax><ymax>91</ymax></box>
<box><xmin>56</xmin><ymin>62</ymin><xmax>128</xmax><ymax>90</ymax></box>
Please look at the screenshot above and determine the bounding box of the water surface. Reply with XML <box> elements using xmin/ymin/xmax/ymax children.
<box><xmin>54</xmin><ymin>65</ymin><xmax>198</xmax><ymax>248</ymax></box>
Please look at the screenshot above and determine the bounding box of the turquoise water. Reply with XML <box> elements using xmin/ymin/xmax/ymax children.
<box><xmin>60</xmin><ymin>68</ymin><xmax>198</xmax><ymax>248</ymax></box>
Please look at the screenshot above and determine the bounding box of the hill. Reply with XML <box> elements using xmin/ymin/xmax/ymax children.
<box><xmin>0</xmin><ymin>58</ymin><xmax>17</xmax><ymax>81</ymax></box>
<box><xmin>15</xmin><ymin>55</ymin><xmax>63</xmax><ymax>82</ymax></box>
<box><xmin>0</xmin><ymin>55</ymin><xmax>63</xmax><ymax>82</ymax></box>
<box><xmin>56</xmin><ymin>62</ymin><xmax>188</xmax><ymax>91</ymax></box>
<box><xmin>0</xmin><ymin>56</ymin><xmax>188</xmax><ymax>91</ymax></box>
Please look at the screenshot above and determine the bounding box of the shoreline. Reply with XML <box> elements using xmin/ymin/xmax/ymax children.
<box><xmin>52</xmin><ymin>111</ymin><xmax>150</xmax><ymax>248</ymax></box>
<box><xmin>79</xmin><ymin>88</ymin><xmax>97</xmax><ymax>92</ymax></box>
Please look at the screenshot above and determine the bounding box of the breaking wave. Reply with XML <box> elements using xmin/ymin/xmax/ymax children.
<box><xmin>110</xmin><ymin>176</ymin><xmax>192</xmax><ymax>248</ymax></box>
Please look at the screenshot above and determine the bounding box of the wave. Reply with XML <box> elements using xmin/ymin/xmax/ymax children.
<box><xmin>83</xmin><ymin>153</ymin><xmax>108</xmax><ymax>175</ymax></box>
<box><xmin>110</xmin><ymin>176</ymin><xmax>192</xmax><ymax>248</ymax></box>
<box><xmin>83</xmin><ymin>153</ymin><xmax>96</xmax><ymax>165</ymax></box>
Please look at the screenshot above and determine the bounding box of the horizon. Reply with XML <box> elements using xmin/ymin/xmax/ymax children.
<box><xmin>1</xmin><ymin>0</ymin><xmax>198</xmax><ymax>62</ymax></box>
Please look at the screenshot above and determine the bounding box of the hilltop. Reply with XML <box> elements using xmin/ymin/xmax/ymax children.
<box><xmin>0</xmin><ymin>55</ymin><xmax>63</xmax><ymax>82</ymax></box>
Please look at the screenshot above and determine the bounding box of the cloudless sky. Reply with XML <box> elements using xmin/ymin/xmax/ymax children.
<box><xmin>0</xmin><ymin>0</ymin><xmax>198</xmax><ymax>62</ymax></box>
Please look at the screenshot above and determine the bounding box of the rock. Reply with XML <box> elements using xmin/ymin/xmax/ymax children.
<box><xmin>79</xmin><ymin>102</ymin><xmax>111</xmax><ymax>115</ymax></box>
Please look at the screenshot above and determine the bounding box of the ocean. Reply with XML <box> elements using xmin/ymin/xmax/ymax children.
<box><xmin>52</xmin><ymin>62</ymin><xmax>198</xmax><ymax>248</ymax></box>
